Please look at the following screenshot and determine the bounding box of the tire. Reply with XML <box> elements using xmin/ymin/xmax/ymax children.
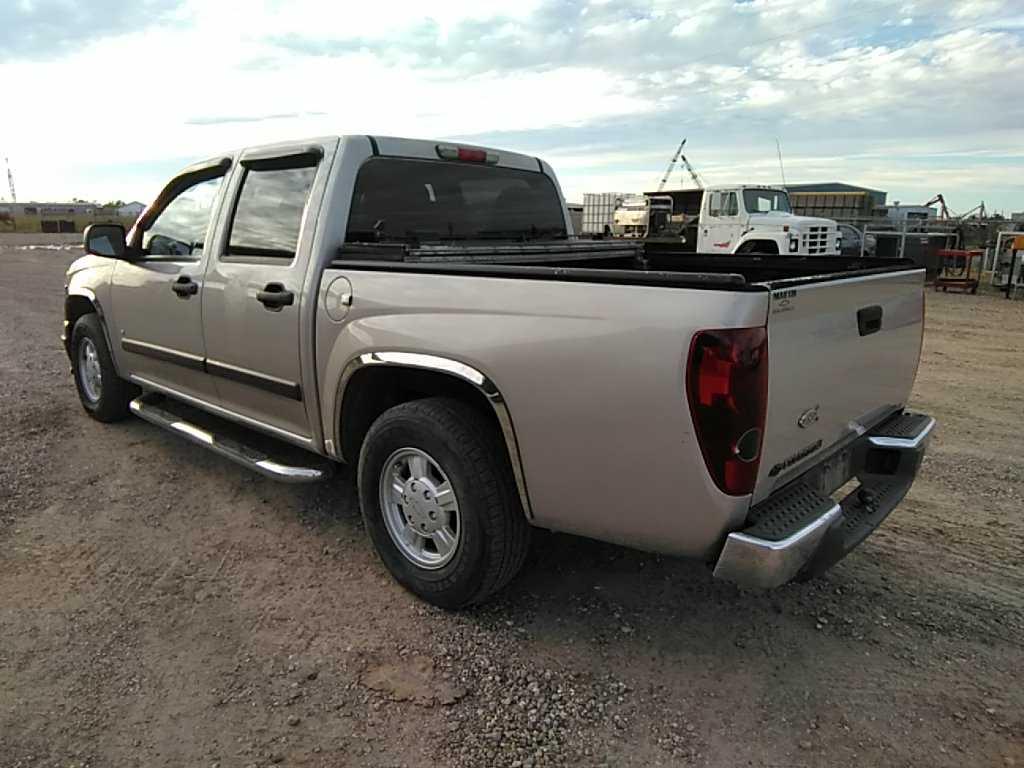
<box><xmin>70</xmin><ymin>314</ymin><xmax>136</xmax><ymax>422</ymax></box>
<box><xmin>357</xmin><ymin>397</ymin><xmax>530</xmax><ymax>608</ymax></box>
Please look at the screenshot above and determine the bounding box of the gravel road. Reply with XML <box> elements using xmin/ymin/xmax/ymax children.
<box><xmin>1</xmin><ymin>236</ymin><xmax>1022</xmax><ymax>767</ymax></box>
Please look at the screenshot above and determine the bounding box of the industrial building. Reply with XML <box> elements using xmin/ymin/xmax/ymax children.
<box><xmin>0</xmin><ymin>201</ymin><xmax>140</xmax><ymax>233</ymax></box>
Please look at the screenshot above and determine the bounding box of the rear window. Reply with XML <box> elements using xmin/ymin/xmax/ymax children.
<box><xmin>227</xmin><ymin>165</ymin><xmax>316</xmax><ymax>258</ymax></box>
<box><xmin>345</xmin><ymin>158</ymin><xmax>566</xmax><ymax>243</ymax></box>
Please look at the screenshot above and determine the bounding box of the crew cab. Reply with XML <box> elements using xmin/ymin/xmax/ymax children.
<box><xmin>64</xmin><ymin>135</ymin><xmax>933</xmax><ymax>607</ymax></box>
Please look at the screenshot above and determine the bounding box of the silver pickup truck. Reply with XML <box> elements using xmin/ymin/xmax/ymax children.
<box><xmin>64</xmin><ymin>135</ymin><xmax>934</xmax><ymax>607</ymax></box>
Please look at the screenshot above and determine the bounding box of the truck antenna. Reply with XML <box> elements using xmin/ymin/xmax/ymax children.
<box><xmin>775</xmin><ymin>139</ymin><xmax>787</xmax><ymax>188</ymax></box>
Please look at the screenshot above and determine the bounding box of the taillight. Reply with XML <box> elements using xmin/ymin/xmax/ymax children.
<box><xmin>686</xmin><ymin>327</ymin><xmax>769</xmax><ymax>496</ymax></box>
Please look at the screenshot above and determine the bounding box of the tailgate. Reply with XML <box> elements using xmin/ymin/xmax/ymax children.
<box><xmin>753</xmin><ymin>268</ymin><xmax>925</xmax><ymax>503</ymax></box>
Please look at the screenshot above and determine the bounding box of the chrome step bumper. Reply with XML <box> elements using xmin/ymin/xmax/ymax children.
<box><xmin>129</xmin><ymin>394</ymin><xmax>325</xmax><ymax>484</ymax></box>
<box><xmin>713</xmin><ymin>411</ymin><xmax>935</xmax><ymax>589</ymax></box>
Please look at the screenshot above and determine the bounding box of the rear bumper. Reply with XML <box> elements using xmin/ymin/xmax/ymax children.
<box><xmin>713</xmin><ymin>410</ymin><xmax>935</xmax><ymax>589</ymax></box>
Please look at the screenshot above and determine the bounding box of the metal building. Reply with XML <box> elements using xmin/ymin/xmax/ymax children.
<box><xmin>786</xmin><ymin>182</ymin><xmax>888</xmax><ymax>220</ymax></box>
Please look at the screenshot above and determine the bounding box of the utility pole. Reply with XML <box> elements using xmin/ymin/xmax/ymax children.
<box><xmin>5</xmin><ymin>157</ymin><xmax>16</xmax><ymax>203</ymax></box>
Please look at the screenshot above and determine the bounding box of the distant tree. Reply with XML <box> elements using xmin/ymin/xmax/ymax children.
<box><xmin>103</xmin><ymin>200</ymin><xmax>127</xmax><ymax>208</ymax></box>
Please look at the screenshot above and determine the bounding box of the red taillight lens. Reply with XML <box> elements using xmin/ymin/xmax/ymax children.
<box><xmin>686</xmin><ymin>327</ymin><xmax>769</xmax><ymax>496</ymax></box>
<box><xmin>457</xmin><ymin>148</ymin><xmax>487</xmax><ymax>162</ymax></box>
<box><xmin>435</xmin><ymin>144</ymin><xmax>499</xmax><ymax>163</ymax></box>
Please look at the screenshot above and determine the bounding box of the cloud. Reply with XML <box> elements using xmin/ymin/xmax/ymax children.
<box><xmin>185</xmin><ymin>112</ymin><xmax>328</xmax><ymax>126</ymax></box>
<box><xmin>0</xmin><ymin>0</ymin><xmax>184</xmax><ymax>61</ymax></box>
<box><xmin>0</xmin><ymin>0</ymin><xmax>1021</xmax><ymax>213</ymax></box>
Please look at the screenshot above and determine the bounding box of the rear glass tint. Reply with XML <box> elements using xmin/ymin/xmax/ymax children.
<box><xmin>346</xmin><ymin>158</ymin><xmax>566</xmax><ymax>243</ymax></box>
<box><xmin>228</xmin><ymin>166</ymin><xmax>316</xmax><ymax>258</ymax></box>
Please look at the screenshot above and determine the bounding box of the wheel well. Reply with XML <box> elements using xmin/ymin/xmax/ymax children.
<box><xmin>65</xmin><ymin>295</ymin><xmax>97</xmax><ymax>355</ymax></box>
<box><xmin>66</xmin><ymin>295</ymin><xmax>96</xmax><ymax>327</ymax></box>
<box><xmin>339</xmin><ymin>366</ymin><xmax>501</xmax><ymax>464</ymax></box>
<box><xmin>737</xmin><ymin>239</ymin><xmax>780</xmax><ymax>255</ymax></box>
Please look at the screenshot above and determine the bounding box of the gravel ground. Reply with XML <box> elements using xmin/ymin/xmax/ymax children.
<box><xmin>1</xmin><ymin>235</ymin><xmax>1022</xmax><ymax>768</ymax></box>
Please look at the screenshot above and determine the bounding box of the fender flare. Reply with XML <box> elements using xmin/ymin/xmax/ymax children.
<box><xmin>334</xmin><ymin>351</ymin><xmax>533</xmax><ymax>518</ymax></box>
<box><xmin>64</xmin><ymin>288</ymin><xmax>122</xmax><ymax>377</ymax></box>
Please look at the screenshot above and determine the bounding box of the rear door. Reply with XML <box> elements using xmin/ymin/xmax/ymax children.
<box><xmin>109</xmin><ymin>161</ymin><xmax>229</xmax><ymax>402</ymax></box>
<box><xmin>753</xmin><ymin>268</ymin><xmax>925</xmax><ymax>503</ymax></box>
<box><xmin>200</xmin><ymin>146</ymin><xmax>324</xmax><ymax>443</ymax></box>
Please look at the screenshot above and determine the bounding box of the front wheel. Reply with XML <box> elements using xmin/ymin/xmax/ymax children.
<box><xmin>70</xmin><ymin>314</ymin><xmax>136</xmax><ymax>422</ymax></box>
<box><xmin>357</xmin><ymin>397</ymin><xmax>530</xmax><ymax>608</ymax></box>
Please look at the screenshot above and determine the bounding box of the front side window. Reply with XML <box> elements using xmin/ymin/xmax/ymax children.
<box><xmin>708</xmin><ymin>191</ymin><xmax>724</xmax><ymax>217</ymax></box>
<box><xmin>143</xmin><ymin>176</ymin><xmax>223</xmax><ymax>258</ymax></box>
<box><xmin>346</xmin><ymin>158</ymin><xmax>566</xmax><ymax>244</ymax></box>
<box><xmin>227</xmin><ymin>166</ymin><xmax>316</xmax><ymax>258</ymax></box>
<box><xmin>743</xmin><ymin>189</ymin><xmax>791</xmax><ymax>214</ymax></box>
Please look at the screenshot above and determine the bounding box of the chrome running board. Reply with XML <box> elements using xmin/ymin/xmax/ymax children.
<box><xmin>129</xmin><ymin>394</ymin><xmax>325</xmax><ymax>483</ymax></box>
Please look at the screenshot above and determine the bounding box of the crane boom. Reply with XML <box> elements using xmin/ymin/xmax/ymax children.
<box><xmin>923</xmin><ymin>194</ymin><xmax>950</xmax><ymax>220</ymax></box>
<box><xmin>679</xmin><ymin>150</ymin><xmax>704</xmax><ymax>189</ymax></box>
<box><xmin>657</xmin><ymin>139</ymin><xmax>686</xmax><ymax>192</ymax></box>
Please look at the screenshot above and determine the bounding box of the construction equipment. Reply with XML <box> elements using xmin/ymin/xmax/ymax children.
<box><xmin>923</xmin><ymin>194</ymin><xmax>950</xmax><ymax>220</ymax></box>
<box><xmin>656</xmin><ymin>139</ymin><xmax>704</xmax><ymax>192</ymax></box>
<box><xmin>957</xmin><ymin>201</ymin><xmax>987</xmax><ymax>220</ymax></box>
<box><xmin>5</xmin><ymin>157</ymin><xmax>16</xmax><ymax>203</ymax></box>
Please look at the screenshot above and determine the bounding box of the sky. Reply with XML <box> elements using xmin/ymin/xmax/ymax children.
<box><xmin>2</xmin><ymin>0</ymin><xmax>1023</xmax><ymax>214</ymax></box>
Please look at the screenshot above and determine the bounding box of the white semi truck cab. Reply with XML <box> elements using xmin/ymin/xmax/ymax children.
<box><xmin>611</xmin><ymin>185</ymin><xmax>842</xmax><ymax>256</ymax></box>
<box><xmin>696</xmin><ymin>185</ymin><xmax>840</xmax><ymax>256</ymax></box>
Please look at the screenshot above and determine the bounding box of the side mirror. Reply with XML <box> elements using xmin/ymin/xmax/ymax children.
<box><xmin>83</xmin><ymin>223</ymin><xmax>128</xmax><ymax>258</ymax></box>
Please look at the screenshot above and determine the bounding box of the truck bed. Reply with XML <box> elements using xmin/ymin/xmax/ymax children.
<box><xmin>334</xmin><ymin>240</ymin><xmax>918</xmax><ymax>291</ymax></box>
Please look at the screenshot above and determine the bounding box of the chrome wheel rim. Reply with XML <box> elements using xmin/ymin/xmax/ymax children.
<box><xmin>78</xmin><ymin>338</ymin><xmax>102</xmax><ymax>403</ymax></box>
<box><xmin>379</xmin><ymin>447</ymin><xmax>461</xmax><ymax>569</ymax></box>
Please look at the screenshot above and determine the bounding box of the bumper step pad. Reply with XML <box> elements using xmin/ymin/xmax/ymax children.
<box><xmin>743</xmin><ymin>483</ymin><xmax>837</xmax><ymax>541</ymax></box>
<box><xmin>713</xmin><ymin>410</ymin><xmax>935</xmax><ymax>588</ymax></box>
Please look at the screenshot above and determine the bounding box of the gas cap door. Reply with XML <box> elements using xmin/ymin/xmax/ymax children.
<box><xmin>324</xmin><ymin>276</ymin><xmax>353</xmax><ymax>322</ymax></box>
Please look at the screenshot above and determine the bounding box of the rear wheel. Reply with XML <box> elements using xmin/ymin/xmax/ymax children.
<box><xmin>71</xmin><ymin>314</ymin><xmax>136</xmax><ymax>422</ymax></box>
<box><xmin>357</xmin><ymin>397</ymin><xmax>530</xmax><ymax>608</ymax></box>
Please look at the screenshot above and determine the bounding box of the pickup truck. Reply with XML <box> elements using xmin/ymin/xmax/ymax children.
<box><xmin>64</xmin><ymin>135</ymin><xmax>934</xmax><ymax>608</ymax></box>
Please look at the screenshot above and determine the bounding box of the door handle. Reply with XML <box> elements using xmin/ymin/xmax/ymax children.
<box><xmin>857</xmin><ymin>305</ymin><xmax>883</xmax><ymax>336</ymax></box>
<box><xmin>256</xmin><ymin>282</ymin><xmax>294</xmax><ymax>311</ymax></box>
<box><xmin>171</xmin><ymin>276</ymin><xmax>198</xmax><ymax>298</ymax></box>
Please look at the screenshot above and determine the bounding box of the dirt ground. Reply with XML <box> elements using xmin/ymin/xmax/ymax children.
<box><xmin>1</xmin><ymin>235</ymin><xmax>1022</xmax><ymax>768</ymax></box>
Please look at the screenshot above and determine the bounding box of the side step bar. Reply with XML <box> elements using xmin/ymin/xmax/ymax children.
<box><xmin>129</xmin><ymin>394</ymin><xmax>325</xmax><ymax>483</ymax></box>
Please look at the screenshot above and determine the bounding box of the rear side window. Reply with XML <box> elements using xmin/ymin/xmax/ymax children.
<box><xmin>227</xmin><ymin>165</ymin><xmax>316</xmax><ymax>258</ymax></box>
<box><xmin>345</xmin><ymin>158</ymin><xmax>566</xmax><ymax>244</ymax></box>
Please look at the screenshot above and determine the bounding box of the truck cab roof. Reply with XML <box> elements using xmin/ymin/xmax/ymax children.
<box><xmin>195</xmin><ymin>135</ymin><xmax>545</xmax><ymax>175</ymax></box>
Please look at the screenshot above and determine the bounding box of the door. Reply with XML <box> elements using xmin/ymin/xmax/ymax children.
<box><xmin>200</xmin><ymin>150</ymin><xmax>321</xmax><ymax>442</ymax></box>
<box><xmin>703</xmin><ymin>190</ymin><xmax>742</xmax><ymax>253</ymax></box>
<box><xmin>108</xmin><ymin>165</ymin><xmax>228</xmax><ymax>402</ymax></box>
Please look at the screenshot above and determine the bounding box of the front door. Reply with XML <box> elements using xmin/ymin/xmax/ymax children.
<box><xmin>200</xmin><ymin>149</ymin><xmax>321</xmax><ymax>443</ymax></box>
<box><xmin>108</xmin><ymin>165</ymin><xmax>228</xmax><ymax>402</ymax></box>
<box><xmin>704</xmin><ymin>190</ymin><xmax>742</xmax><ymax>253</ymax></box>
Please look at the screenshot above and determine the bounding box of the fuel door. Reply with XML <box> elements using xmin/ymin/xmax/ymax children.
<box><xmin>324</xmin><ymin>276</ymin><xmax>354</xmax><ymax>322</ymax></box>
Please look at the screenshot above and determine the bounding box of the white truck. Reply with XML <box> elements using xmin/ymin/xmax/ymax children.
<box><xmin>613</xmin><ymin>185</ymin><xmax>842</xmax><ymax>256</ymax></box>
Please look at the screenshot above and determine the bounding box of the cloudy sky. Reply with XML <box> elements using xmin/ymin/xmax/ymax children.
<box><xmin>2</xmin><ymin>0</ymin><xmax>1023</xmax><ymax>213</ymax></box>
